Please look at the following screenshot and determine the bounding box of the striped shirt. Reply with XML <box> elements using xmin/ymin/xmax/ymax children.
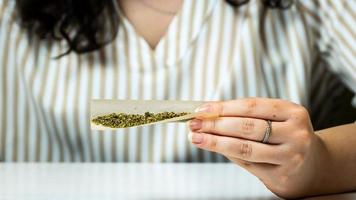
<box><xmin>0</xmin><ymin>0</ymin><xmax>355</xmax><ymax>162</ymax></box>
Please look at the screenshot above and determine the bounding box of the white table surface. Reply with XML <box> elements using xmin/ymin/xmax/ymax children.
<box><xmin>0</xmin><ymin>163</ymin><xmax>354</xmax><ymax>200</ymax></box>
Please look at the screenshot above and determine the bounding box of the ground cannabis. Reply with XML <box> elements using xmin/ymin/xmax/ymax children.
<box><xmin>92</xmin><ymin>112</ymin><xmax>190</xmax><ymax>128</ymax></box>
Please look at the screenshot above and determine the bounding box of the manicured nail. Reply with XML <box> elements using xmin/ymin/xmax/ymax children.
<box><xmin>191</xmin><ymin>133</ymin><xmax>204</xmax><ymax>144</ymax></box>
<box><xmin>189</xmin><ymin>119</ymin><xmax>202</xmax><ymax>131</ymax></box>
<box><xmin>195</xmin><ymin>104</ymin><xmax>213</xmax><ymax>113</ymax></box>
<box><xmin>195</xmin><ymin>104</ymin><xmax>219</xmax><ymax>119</ymax></box>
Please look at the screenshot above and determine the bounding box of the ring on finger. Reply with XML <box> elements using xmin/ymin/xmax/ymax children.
<box><xmin>261</xmin><ymin>120</ymin><xmax>272</xmax><ymax>144</ymax></box>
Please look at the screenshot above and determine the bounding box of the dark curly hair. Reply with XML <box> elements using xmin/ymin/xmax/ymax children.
<box><xmin>16</xmin><ymin>0</ymin><xmax>292</xmax><ymax>57</ymax></box>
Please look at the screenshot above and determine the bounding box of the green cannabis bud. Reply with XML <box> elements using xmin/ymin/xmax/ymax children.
<box><xmin>92</xmin><ymin>112</ymin><xmax>189</xmax><ymax>128</ymax></box>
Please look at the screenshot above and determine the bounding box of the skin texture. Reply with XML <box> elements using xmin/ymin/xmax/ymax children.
<box><xmin>119</xmin><ymin>1</ymin><xmax>356</xmax><ymax>198</ymax></box>
<box><xmin>118</xmin><ymin>0</ymin><xmax>183</xmax><ymax>49</ymax></box>
<box><xmin>188</xmin><ymin>98</ymin><xmax>356</xmax><ymax>198</ymax></box>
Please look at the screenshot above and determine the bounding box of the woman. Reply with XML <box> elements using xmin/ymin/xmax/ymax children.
<box><xmin>1</xmin><ymin>0</ymin><xmax>355</xmax><ymax>198</ymax></box>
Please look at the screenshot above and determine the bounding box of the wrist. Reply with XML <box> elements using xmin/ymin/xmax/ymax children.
<box><xmin>307</xmin><ymin>133</ymin><xmax>333</xmax><ymax>196</ymax></box>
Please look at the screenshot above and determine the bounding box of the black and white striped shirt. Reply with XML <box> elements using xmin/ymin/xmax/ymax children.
<box><xmin>0</xmin><ymin>0</ymin><xmax>355</xmax><ymax>162</ymax></box>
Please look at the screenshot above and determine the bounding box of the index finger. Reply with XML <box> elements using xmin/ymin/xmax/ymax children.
<box><xmin>195</xmin><ymin>98</ymin><xmax>298</xmax><ymax>121</ymax></box>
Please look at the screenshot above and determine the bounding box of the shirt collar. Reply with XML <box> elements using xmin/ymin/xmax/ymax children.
<box><xmin>115</xmin><ymin>0</ymin><xmax>218</xmax><ymax>69</ymax></box>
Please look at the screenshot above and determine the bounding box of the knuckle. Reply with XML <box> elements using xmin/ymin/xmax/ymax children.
<box><xmin>281</xmin><ymin>144</ymin><xmax>306</xmax><ymax>165</ymax></box>
<box><xmin>290</xmin><ymin>106</ymin><xmax>309</xmax><ymax>122</ymax></box>
<box><xmin>203</xmin><ymin>120</ymin><xmax>216</xmax><ymax>132</ymax></box>
<box><xmin>276</xmin><ymin>146</ymin><xmax>291</xmax><ymax>161</ymax></box>
<box><xmin>291</xmin><ymin>153</ymin><xmax>305</xmax><ymax>165</ymax></box>
<box><xmin>282</xmin><ymin>145</ymin><xmax>294</xmax><ymax>158</ymax></box>
<box><xmin>294</xmin><ymin>130</ymin><xmax>312</xmax><ymax>147</ymax></box>
<box><xmin>238</xmin><ymin>142</ymin><xmax>253</xmax><ymax>159</ymax></box>
<box><xmin>211</xmin><ymin>101</ymin><xmax>224</xmax><ymax>117</ymax></box>
<box><xmin>206</xmin><ymin>135</ymin><xmax>218</xmax><ymax>151</ymax></box>
<box><xmin>217</xmin><ymin>102</ymin><xmax>224</xmax><ymax>116</ymax></box>
<box><xmin>241</xmin><ymin>119</ymin><xmax>255</xmax><ymax>134</ymax></box>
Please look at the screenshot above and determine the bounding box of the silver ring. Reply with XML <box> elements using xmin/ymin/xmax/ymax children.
<box><xmin>262</xmin><ymin>120</ymin><xmax>272</xmax><ymax>144</ymax></box>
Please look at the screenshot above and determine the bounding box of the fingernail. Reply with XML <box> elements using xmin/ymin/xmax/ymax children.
<box><xmin>191</xmin><ymin>132</ymin><xmax>204</xmax><ymax>144</ymax></box>
<box><xmin>195</xmin><ymin>104</ymin><xmax>219</xmax><ymax>119</ymax></box>
<box><xmin>195</xmin><ymin>104</ymin><xmax>213</xmax><ymax>113</ymax></box>
<box><xmin>189</xmin><ymin>119</ymin><xmax>202</xmax><ymax>131</ymax></box>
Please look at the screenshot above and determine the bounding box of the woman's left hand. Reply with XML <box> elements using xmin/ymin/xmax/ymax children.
<box><xmin>188</xmin><ymin>98</ymin><xmax>329</xmax><ymax>199</ymax></box>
